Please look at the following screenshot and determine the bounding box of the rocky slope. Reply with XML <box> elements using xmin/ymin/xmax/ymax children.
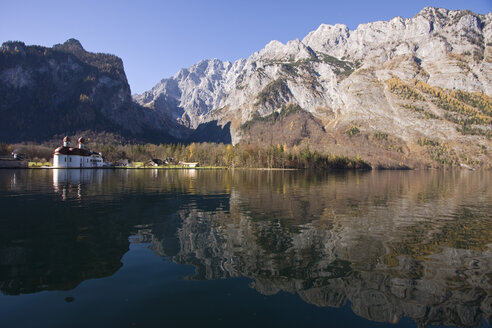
<box><xmin>135</xmin><ymin>7</ymin><xmax>492</xmax><ymax>167</ymax></box>
<box><xmin>0</xmin><ymin>39</ymin><xmax>180</xmax><ymax>143</ymax></box>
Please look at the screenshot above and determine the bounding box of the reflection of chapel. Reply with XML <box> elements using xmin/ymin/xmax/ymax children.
<box><xmin>53</xmin><ymin>136</ymin><xmax>103</xmax><ymax>168</ymax></box>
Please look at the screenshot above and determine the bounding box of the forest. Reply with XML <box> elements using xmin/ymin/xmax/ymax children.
<box><xmin>0</xmin><ymin>138</ymin><xmax>371</xmax><ymax>170</ymax></box>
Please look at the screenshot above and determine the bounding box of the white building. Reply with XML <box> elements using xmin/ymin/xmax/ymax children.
<box><xmin>53</xmin><ymin>136</ymin><xmax>104</xmax><ymax>168</ymax></box>
<box><xmin>178</xmin><ymin>161</ymin><xmax>199</xmax><ymax>168</ymax></box>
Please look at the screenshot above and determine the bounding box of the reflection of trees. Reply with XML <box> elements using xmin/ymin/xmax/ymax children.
<box><xmin>144</xmin><ymin>170</ymin><xmax>492</xmax><ymax>327</ymax></box>
<box><xmin>0</xmin><ymin>169</ymin><xmax>232</xmax><ymax>295</ymax></box>
<box><xmin>0</xmin><ymin>207</ymin><xmax>128</xmax><ymax>295</ymax></box>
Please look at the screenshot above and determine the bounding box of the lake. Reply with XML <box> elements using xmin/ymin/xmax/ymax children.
<box><xmin>0</xmin><ymin>169</ymin><xmax>491</xmax><ymax>328</ymax></box>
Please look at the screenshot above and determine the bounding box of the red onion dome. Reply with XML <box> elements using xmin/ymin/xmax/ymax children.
<box><xmin>54</xmin><ymin>146</ymin><xmax>70</xmax><ymax>155</ymax></box>
<box><xmin>70</xmin><ymin>148</ymin><xmax>91</xmax><ymax>156</ymax></box>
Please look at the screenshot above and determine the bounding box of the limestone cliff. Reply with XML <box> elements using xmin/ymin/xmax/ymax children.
<box><xmin>135</xmin><ymin>7</ymin><xmax>492</xmax><ymax>167</ymax></box>
<box><xmin>0</xmin><ymin>39</ymin><xmax>180</xmax><ymax>143</ymax></box>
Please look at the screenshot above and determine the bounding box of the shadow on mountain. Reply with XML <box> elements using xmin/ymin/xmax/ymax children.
<box><xmin>186</xmin><ymin>120</ymin><xmax>231</xmax><ymax>143</ymax></box>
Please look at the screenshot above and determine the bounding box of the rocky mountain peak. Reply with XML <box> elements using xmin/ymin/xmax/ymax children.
<box><xmin>53</xmin><ymin>38</ymin><xmax>85</xmax><ymax>52</ymax></box>
<box><xmin>416</xmin><ymin>6</ymin><xmax>450</xmax><ymax>19</ymax></box>
<box><xmin>63</xmin><ymin>38</ymin><xmax>84</xmax><ymax>48</ymax></box>
<box><xmin>302</xmin><ymin>23</ymin><xmax>350</xmax><ymax>56</ymax></box>
<box><xmin>417</xmin><ymin>7</ymin><xmax>488</xmax><ymax>32</ymax></box>
<box><xmin>134</xmin><ymin>7</ymin><xmax>492</xmax><ymax>167</ymax></box>
<box><xmin>0</xmin><ymin>40</ymin><xmax>179</xmax><ymax>143</ymax></box>
<box><xmin>1</xmin><ymin>41</ymin><xmax>27</xmax><ymax>55</ymax></box>
<box><xmin>255</xmin><ymin>38</ymin><xmax>316</xmax><ymax>61</ymax></box>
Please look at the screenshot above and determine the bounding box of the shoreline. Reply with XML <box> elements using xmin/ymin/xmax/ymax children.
<box><xmin>0</xmin><ymin>160</ymin><xmax>484</xmax><ymax>171</ymax></box>
<box><xmin>0</xmin><ymin>166</ymin><xmax>484</xmax><ymax>171</ymax></box>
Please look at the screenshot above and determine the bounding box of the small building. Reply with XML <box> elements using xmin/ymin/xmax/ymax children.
<box><xmin>53</xmin><ymin>136</ymin><xmax>104</xmax><ymax>168</ymax></box>
<box><xmin>11</xmin><ymin>150</ymin><xmax>25</xmax><ymax>160</ymax></box>
<box><xmin>164</xmin><ymin>157</ymin><xmax>175</xmax><ymax>165</ymax></box>
<box><xmin>115</xmin><ymin>159</ymin><xmax>130</xmax><ymax>167</ymax></box>
<box><xmin>146</xmin><ymin>158</ymin><xmax>164</xmax><ymax>166</ymax></box>
<box><xmin>179</xmin><ymin>161</ymin><xmax>199</xmax><ymax>168</ymax></box>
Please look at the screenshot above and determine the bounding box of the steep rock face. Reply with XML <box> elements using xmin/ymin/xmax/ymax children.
<box><xmin>0</xmin><ymin>39</ymin><xmax>177</xmax><ymax>143</ymax></box>
<box><xmin>136</xmin><ymin>7</ymin><xmax>492</xmax><ymax>167</ymax></box>
<box><xmin>134</xmin><ymin>58</ymin><xmax>247</xmax><ymax>133</ymax></box>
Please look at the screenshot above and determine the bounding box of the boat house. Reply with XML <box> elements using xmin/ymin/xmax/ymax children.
<box><xmin>53</xmin><ymin>137</ymin><xmax>103</xmax><ymax>168</ymax></box>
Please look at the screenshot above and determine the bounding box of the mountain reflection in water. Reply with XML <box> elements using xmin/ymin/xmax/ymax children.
<box><xmin>0</xmin><ymin>169</ymin><xmax>491</xmax><ymax>327</ymax></box>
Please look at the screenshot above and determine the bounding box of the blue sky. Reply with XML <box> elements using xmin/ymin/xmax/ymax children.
<box><xmin>1</xmin><ymin>0</ymin><xmax>490</xmax><ymax>94</ymax></box>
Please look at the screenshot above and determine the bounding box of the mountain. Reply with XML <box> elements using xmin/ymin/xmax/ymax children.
<box><xmin>135</xmin><ymin>7</ymin><xmax>492</xmax><ymax>168</ymax></box>
<box><xmin>0</xmin><ymin>39</ymin><xmax>181</xmax><ymax>143</ymax></box>
<box><xmin>1</xmin><ymin>8</ymin><xmax>491</xmax><ymax>167</ymax></box>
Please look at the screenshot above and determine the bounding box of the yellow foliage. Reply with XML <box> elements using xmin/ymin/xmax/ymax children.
<box><xmin>387</xmin><ymin>76</ymin><xmax>491</xmax><ymax>125</ymax></box>
<box><xmin>447</xmin><ymin>52</ymin><xmax>470</xmax><ymax>71</ymax></box>
<box><xmin>188</xmin><ymin>142</ymin><xmax>196</xmax><ymax>161</ymax></box>
<box><xmin>448</xmin><ymin>90</ymin><xmax>492</xmax><ymax>116</ymax></box>
<box><xmin>386</xmin><ymin>77</ymin><xmax>425</xmax><ymax>101</ymax></box>
<box><xmin>413</xmin><ymin>80</ymin><xmax>492</xmax><ymax>125</ymax></box>
<box><xmin>223</xmin><ymin>144</ymin><xmax>235</xmax><ymax>166</ymax></box>
<box><xmin>79</xmin><ymin>94</ymin><xmax>90</xmax><ymax>103</ymax></box>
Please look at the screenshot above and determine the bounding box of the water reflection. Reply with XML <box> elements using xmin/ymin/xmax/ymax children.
<box><xmin>53</xmin><ymin>169</ymin><xmax>104</xmax><ymax>200</ymax></box>
<box><xmin>142</xmin><ymin>171</ymin><xmax>492</xmax><ymax>327</ymax></box>
<box><xmin>0</xmin><ymin>169</ymin><xmax>491</xmax><ymax>327</ymax></box>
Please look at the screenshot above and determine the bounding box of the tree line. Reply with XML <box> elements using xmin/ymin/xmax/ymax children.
<box><xmin>1</xmin><ymin>141</ymin><xmax>370</xmax><ymax>169</ymax></box>
<box><xmin>88</xmin><ymin>142</ymin><xmax>370</xmax><ymax>169</ymax></box>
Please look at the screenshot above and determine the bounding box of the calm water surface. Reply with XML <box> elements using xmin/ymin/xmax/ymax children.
<box><xmin>0</xmin><ymin>169</ymin><xmax>491</xmax><ymax>327</ymax></box>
